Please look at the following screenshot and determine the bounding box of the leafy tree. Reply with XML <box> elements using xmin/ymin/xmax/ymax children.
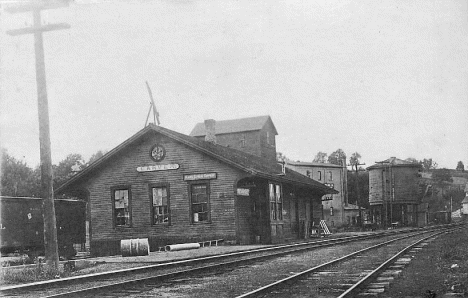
<box><xmin>347</xmin><ymin>170</ymin><xmax>369</xmax><ymax>208</ymax></box>
<box><xmin>1</xmin><ymin>149</ymin><xmax>40</xmax><ymax>197</ymax></box>
<box><xmin>53</xmin><ymin>154</ymin><xmax>84</xmax><ymax>189</ymax></box>
<box><xmin>313</xmin><ymin>152</ymin><xmax>328</xmax><ymax>163</ymax></box>
<box><xmin>421</xmin><ymin>158</ymin><xmax>438</xmax><ymax>171</ymax></box>
<box><xmin>405</xmin><ymin>157</ymin><xmax>419</xmax><ymax>164</ymax></box>
<box><xmin>445</xmin><ymin>188</ymin><xmax>466</xmax><ymax>211</ymax></box>
<box><xmin>424</xmin><ymin>168</ymin><xmax>454</xmax><ymax>212</ymax></box>
<box><xmin>87</xmin><ymin>150</ymin><xmax>106</xmax><ymax>166</ymax></box>
<box><xmin>276</xmin><ymin>152</ymin><xmax>289</xmax><ymax>163</ymax></box>
<box><xmin>349</xmin><ymin>152</ymin><xmax>362</xmax><ymax>169</ymax></box>
<box><xmin>456</xmin><ymin>161</ymin><xmax>465</xmax><ymax>172</ymax></box>
<box><xmin>328</xmin><ymin>149</ymin><xmax>346</xmax><ymax>166</ymax></box>
<box><xmin>431</xmin><ymin>168</ymin><xmax>453</xmax><ymax>195</ymax></box>
<box><xmin>432</xmin><ymin>168</ymin><xmax>453</xmax><ymax>185</ymax></box>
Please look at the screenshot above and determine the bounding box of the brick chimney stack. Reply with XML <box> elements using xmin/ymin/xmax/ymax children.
<box><xmin>204</xmin><ymin>119</ymin><xmax>217</xmax><ymax>144</ymax></box>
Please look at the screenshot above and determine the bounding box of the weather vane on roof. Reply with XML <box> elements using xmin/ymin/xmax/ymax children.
<box><xmin>144</xmin><ymin>81</ymin><xmax>160</xmax><ymax>127</ymax></box>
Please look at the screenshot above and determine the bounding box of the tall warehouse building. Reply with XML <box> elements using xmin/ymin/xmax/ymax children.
<box><xmin>367</xmin><ymin>157</ymin><xmax>422</xmax><ymax>227</ymax></box>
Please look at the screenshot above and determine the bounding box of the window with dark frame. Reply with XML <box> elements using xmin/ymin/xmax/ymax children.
<box><xmin>328</xmin><ymin>171</ymin><xmax>332</xmax><ymax>181</ymax></box>
<box><xmin>190</xmin><ymin>183</ymin><xmax>210</xmax><ymax>223</ymax></box>
<box><xmin>269</xmin><ymin>183</ymin><xmax>276</xmax><ymax>220</ymax></box>
<box><xmin>113</xmin><ymin>188</ymin><xmax>130</xmax><ymax>227</ymax></box>
<box><xmin>151</xmin><ymin>185</ymin><xmax>169</xmax><ymax>224</ymax></box>
<box><xmin>318</xmin><ymin>171</ymin><xmax>322</xmax><ymax>180</ymax></box>
<box><xmin>269</xmin><ymin>182</ymin><xmax>282</xmax><ymax>221</ymax></box>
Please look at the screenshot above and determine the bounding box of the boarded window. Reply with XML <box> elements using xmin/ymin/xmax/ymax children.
<box><xmin>191</xmin><ymin>184</ymin><xmax>210</xmax><ymax>223</ymax></box>
<box><xmin>113</xmin><ymin>188</ymin><xmax>130</xmax><ymax>227</ymax></box>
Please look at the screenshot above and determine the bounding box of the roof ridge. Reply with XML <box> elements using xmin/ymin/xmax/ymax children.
<box><xmin>56</xmin><ymin>124</ymin><xmax>334</xmax><ymax>195</ymax></box>
<box><xmin>189</xmin><ymin>115</ymin><xmax>277</xmax><ymax>136</ymax></box>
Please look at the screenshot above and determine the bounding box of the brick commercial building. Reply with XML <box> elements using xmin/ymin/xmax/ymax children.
<box><xmin>56</xmin><ymin>122</ymin><xmax>336</xmax><ymax>256</ymax></box>
<box><xmin>285</xmin><ymin>161</ymin><xmax>360</xmax><ymax>228</ymax></box>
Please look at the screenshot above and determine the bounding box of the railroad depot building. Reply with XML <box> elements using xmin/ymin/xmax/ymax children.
<box><xmin>285</xmin><ymin>161</ymin><xmax>360</xmax><ymax>228</ymax></box>
<box><xmin>367</xmin><ymin>157</ymin><xmax>423</xmax><ymax>227</ymax></box>
<box><xmin>56</xmin><ymin>121</ymin><xmax>336</xmax><ymax>256</ymax></box>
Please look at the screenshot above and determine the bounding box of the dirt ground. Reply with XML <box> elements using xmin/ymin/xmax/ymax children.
<box><xmin>381</xmin><ymin>224</ymin><xmax>468</xmax><ymax>298</ymax></box>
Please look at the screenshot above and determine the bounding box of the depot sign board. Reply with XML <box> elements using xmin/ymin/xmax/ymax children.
<box><xmin>183</xmin><ymin>172</ymin><xmax>217</xmax><ymax>181</ymax></box>
<box><xmin>236</xmin><ymin>188</ymin><xmax>250</xmax><ymax>196</ymax></box>
<box><xmin>137</xmin><ymin>164</ymin><xmax>180</xmax><ymax>172</ymax></box>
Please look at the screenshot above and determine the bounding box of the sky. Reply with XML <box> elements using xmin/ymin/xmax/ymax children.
<box><xmin>0</xmin><ymin>0</ymin><xmax>467</xmax><ymax>170</ymax></box>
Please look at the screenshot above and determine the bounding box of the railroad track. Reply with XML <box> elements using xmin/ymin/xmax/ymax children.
<box><xmin>236</xmin><ymin>229</ymin><xmax>452</xmax><ymax>298</ymax></box>
<box><xmin>0</xmin><ymin>224</ymin><xmax>458</xmax><ymax>298</ymax></box>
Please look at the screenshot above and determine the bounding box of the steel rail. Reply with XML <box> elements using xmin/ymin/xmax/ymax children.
<box><xmin>0</xmin><ymin>227</ymin><xmax>421</xmax><ymax>293</ymax></box>
<box><xmin>234</xmin><ymin>229</ymin><xmax>448</xmax><ymax>298</ymax></box>
<box><xmin>34</xmin><ymin>233</ymin><xmax>407</xmax><ymax>298</ymax></box>
<box><xmin>42</xmin><ymin>229</ymin><xmax>445</xmax><ymax>298</ymax></box>
<box><xmin>0</xmin><ymin>224</ymin><xmax>457</xmax><ymax>297</ymax></box>
<box><xmin>338</xmin><ymin>227</ymin><xmax>462</xmax><ymax>297</ymax></box>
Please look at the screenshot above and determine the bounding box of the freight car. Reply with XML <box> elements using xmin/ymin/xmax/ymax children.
<box><xmin>0</xmin><ymin>196</ymin><xmax>86</xmax><ymax>259</ymax></box>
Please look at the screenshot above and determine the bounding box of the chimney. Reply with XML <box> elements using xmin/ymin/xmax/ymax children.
<box><xmin>204</xmin><ymin>119</ymin><xmax>217</xmax><ymax>144</ymax></box>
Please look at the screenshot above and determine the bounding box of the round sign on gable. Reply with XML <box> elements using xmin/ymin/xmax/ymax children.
<box><xmin>150</xmin><ymin>144</ymin><xmax>166</xmax><ymax>162</ymax></box>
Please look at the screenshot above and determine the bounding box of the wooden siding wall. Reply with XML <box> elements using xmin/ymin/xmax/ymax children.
<box><xmin>369</xmin><ymin>169</ymin><xmax>384</xmax><ymax>204</ymax></box>
<box><xmin>236</xmin><ymin>180</ymin><xmax>271</xmax><ymax>244</ymax></box>
<box><xmin>393</xmin><ymin>167</ymin><xmax>420</xmax><ymax>203</ymax></box>
<box><xmin>80</xmin><ymin>132</ymin><xmax>244</xmax><ymax>256</ymax></box>
<box><xmin>193</xmin><ymin>121</ymin><xmax>277</xmax><ymax>163</ymax></box>
<box><xmin>213</xmin><ymin>131</ymin><xmax>261</xmax><ymax>158</ymax></box>
<box><xmin>259</xmin><ymin>121</ymin><xmax>277</xmax><ymax>162</ymax></box>
<box><xmin>369</xmin><ymin>167</ymin><xmax>420</xmax><ymax>205</ymax></box>
<box><xmin>236</xmin><ymin>195</ymin><xmax>253</xmax><ymax>244</ymax></box>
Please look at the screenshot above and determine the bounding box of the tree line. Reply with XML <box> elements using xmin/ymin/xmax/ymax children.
<box><xmin>1</xmin><ymin>148</ymin><xmax>106</xmax><ymax>197</ymax></box>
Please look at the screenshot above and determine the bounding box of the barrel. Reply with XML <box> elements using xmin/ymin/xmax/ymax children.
<box><xmin>164</xmin><ymin>242</ymin><xmax>200</xmax><ymax>252</ymax></box>
<box><xmin>120</xmin><ymin>238</ymin><xmax>149</xmax><ymax>257</ymax></box>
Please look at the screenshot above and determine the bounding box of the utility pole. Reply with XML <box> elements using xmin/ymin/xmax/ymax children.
<box><xmin>348</xmin><ymin>155</ymin><xmax>365</xmax><ymax>227</ymax></box>
<box><xmin>6</xmin><ymin>0</ymin><xmax>70</xmax><ymax>270</ymax></box>
<box><xmin>354</xmin><ymin>162</ymin><xmax>366</xmax><ymax>227</ymax></box>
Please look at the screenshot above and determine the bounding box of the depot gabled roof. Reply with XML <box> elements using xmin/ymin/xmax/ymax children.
<box><xmin>56</xmin><ymin>124</ymin><xmax>336</xmax><ymax>196</ymax></box>
<box><xmin>190</xmin><ymin>115</ymin><xmax>278</xmax><ymax>137</ymax></box>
